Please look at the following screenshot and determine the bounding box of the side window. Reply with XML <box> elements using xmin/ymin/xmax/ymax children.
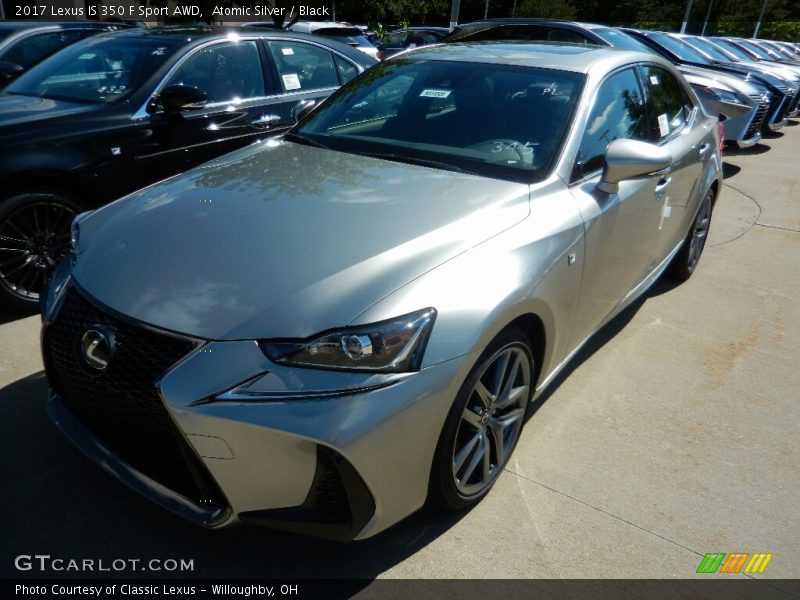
<box><xmin>4</xmin><ymin>30</ymin><xmax>83</xmax><ymax>69</ymax></box>
<box><xmin>643</xmin><ymin>66</ymin><xmax>691</xmax><ymax>141</ymax></box>
<box><xmin>384</xmin><ymin>31</ymin><xmax>408</xmax><ymax>49</ymax></box>
<box><xmin>573</xmin><ymin>68</ymin><xmax>649</xmax><ymax>181</ymax></box>
<box><xmin>545</xmin><ymin>28</ymin><xmax>592</xmax><ymax>44</ymax></box>
<box><xmin>406</xmin><ymin>32</ymin><xmax>440</xmax><ymax>47</ymax></box>
<box><xmin>165</xmin><ymin>41</ymin><xmax>265</xmax><ymax>104</ymax></box>
<box><xmin>268</xmin><ymin>41</ymin><xmax>339</xmax><ymax>92</ymax></box>
<box><xmin>334</xmin><ymin>55</ymin><xmax>358</xmax><ymax>84</ymax></box>
<box><xmin>488</xmin><ymin>25</ymin><xmax>547</xmax><ymax>41</ymax></box>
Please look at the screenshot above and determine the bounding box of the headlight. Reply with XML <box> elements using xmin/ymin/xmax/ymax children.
<box><xmin>714</xmin><ymin>89</ymin><xmax>745</xmax><ymax>105</ymax></box>
<box><xmin>70</xmin><ymin>217</ymin><xmax>80</xmax><ymax>251</ymax></box>
<box><xmin>261</xmin><ymin>308</ymin><xmax>436</xmax><ymax>372</ymax></box>
<box><xmin>696</xmin><ymin>85</ymin><xmax>747</xmax><ymax>105</ymax></box>
<box><xmin>70</xmin><ymin>211</ymin><xmax>93</xmax><ymax>261</ymax></box>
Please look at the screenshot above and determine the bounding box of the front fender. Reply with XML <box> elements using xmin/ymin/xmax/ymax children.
<box><xmin>352</xmin><ymin>193</ymin><xmax>586</xmax><ymax>395</ymax></box>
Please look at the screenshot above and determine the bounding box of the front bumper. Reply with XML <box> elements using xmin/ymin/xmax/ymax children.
<box><xmin>42</xmin><ymin>283</ymin><xmax>470</xmax><ymax>540</ymax></box>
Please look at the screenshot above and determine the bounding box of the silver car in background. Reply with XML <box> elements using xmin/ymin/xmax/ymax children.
<box><xmin>678</xmin><ymin>65</ymin><xmax>770</xmax><ymax>147</ymax></box>
<box><xmin>42</xmin><ymin>43</ymin><xmax>721</xmax><ymax>540</ymax></box>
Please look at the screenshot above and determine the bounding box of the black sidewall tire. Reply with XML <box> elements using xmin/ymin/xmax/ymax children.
<box><xmin>668</xmin><ymin>188</ymin><xmax>714</xmax><ymax>281</ymax></box>
<box><xmin>428</xmin><ymin>328</ymin><xmax>535</xmax><ymax>511</ymax></box>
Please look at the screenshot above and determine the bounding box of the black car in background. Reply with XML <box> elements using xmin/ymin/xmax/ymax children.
<box><xmin>375</xmin><ymin>27</ymin><xmax>450</xmax><ymax>58</ymax></box>
<box><xmin>0</xmin><ymin>21</ymin><xmax>125</xmax><ymax>88</ymax></box>
<box><xmin>0</xmin><ymin>27</ymin><xmax>375</xmax><ymax>309</ymax></box>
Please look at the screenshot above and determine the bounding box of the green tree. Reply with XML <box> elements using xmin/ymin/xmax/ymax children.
<box><xmin>516</xmin><ymin>0</ymin><xmax>576</xmax><ymax>19</ymax></box>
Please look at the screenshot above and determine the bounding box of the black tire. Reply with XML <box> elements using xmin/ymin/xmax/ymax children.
<box><xmin>668</xmin><ymin>187</ymin><xmax>714</xmax><ymax>281</ymax></box>
<box><xmin>0</xmin><ymin>189</ymin><xmax>84</xmax><ymax>311</ymax></box>
<box><xmin>428</xmin><ymin>328</ymin><xmax>535</xmax><ymax>511</ymax></box>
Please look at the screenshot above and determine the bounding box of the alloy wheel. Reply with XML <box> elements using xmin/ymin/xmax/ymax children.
<box><xmin>452</xmin><ymin>343</ymin><xmax>532</xmax><ymax>496</ymax></box>
<box><xmin>0</xmin><ymin>201</ymin><xmax>76</xmax><ymax>301</ymax></box>
<box><xmin>687</xmin><ymin>192</ymin><xmax>712</xmax><ymax>271</ymax></box>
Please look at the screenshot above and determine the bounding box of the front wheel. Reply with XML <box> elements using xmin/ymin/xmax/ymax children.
<box><xmin>0</xmin><ymin>190</ymin><xmax>83</xmax><ymax>310</ymax></box>
<box><xmin>428</xmin><ymin>329</ymin><xmax>535</xmax><ymax>511</ymax></box>
<box><xmin>668</xmin><ymin>187</ymin><xmax>714</xmax><ymax>281</ymax></box>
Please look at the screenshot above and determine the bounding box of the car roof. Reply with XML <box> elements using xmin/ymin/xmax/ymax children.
<box><xmin>453</xmin><ymin>19</ymin><xmax>613</xmax><ymax>30</ymax></box>
<box><xmin>398</xmin><ymin>41</ymin><xmax>657</xmax><ymax>74</ymax></box>
<box><xmin>290</xmin><ymin>21</ymin><xmax>361</xmax><ymax>33</ymax></box>
<box><xmin>0</xmin><ymin>21</ymin><xmax>119</xmax><ymax>32</ymax></box>
<box><xmin>101</xmin><ymin>26</ymin><xmax>376</xmax><ymax>65</ymax></box>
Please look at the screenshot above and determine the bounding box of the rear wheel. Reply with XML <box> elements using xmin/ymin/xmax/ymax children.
<box><xmin>0</xmin><ymin>190</ymin><xmax>83</xmax><ymax>310</ymax></box>
<box><xmin>428</xmin><ymin>329</ymin><xmax>534</xmax><ymax>511</ymax></box>
<box><xmin>668</xmin><ymin>187</ymin><xmax>714</xmax><ymax>281</ymax></box>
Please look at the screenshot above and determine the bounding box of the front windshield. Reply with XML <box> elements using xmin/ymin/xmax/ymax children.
<box><xmin>593</xmin><ymin>28</ymin><xmax>654</xmax><ymax>54</ymax></box>
<box><xmin>712</xmin><ymin>38</ymin><xmax>756</xmax><ymax>60</ymax></box>
<box><xmin>295</xmin><ymin>57</ymin><xmax>584</xmax><ymax>183</ymax></box>
<box><xmin>443</xmin><ymin>24</ymin><xmax>493</xmax><ymax>42</ymax></box>
<box><xmin>0</xmin><ymin>29</ymin><xmax>16</xmax><ymax>46</ymax></box>
<box><xmin>764</xmin><ymin>42</ymin><xmax>795</xmax><ymax>59</ymax></box>
<box><xmin>4</xmin><ymin>34</ymin><xmax>183</xmax><ymax>104</ymax></box>
<box><xmin>682</xmin><ymin>37</ymin><xmax>731</xmax><ymax>62</ymax></box>
<box><xmin>649</xmin><ymin>32</ymin><xmax>710</xmax><ymax>64</ymax></box>
<box><xmin>737</xmin><ymin>40</ymin><xmax>773</xmax><ymax>60</ymax></box>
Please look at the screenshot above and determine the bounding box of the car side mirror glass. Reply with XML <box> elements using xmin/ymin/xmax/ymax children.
<box><xmin>597</xmin><ymin>139</ymin><xmax>672</xmax><ymax>194</ymax></box>
<box><xmin>0</xmin><ymin>61</ymin><xmax>24</xmax><ymax>81</ymax></box>
<box><xmin>157</xmin><ymin>84</ymin><xmax>208</xmax><ymax>114</ymax></box>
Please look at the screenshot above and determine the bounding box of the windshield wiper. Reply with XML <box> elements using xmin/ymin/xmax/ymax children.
<box><xmin>283</xmin><ymin>132</ymin><xmax>331</xmax><ymax>150</ymax></box>
<box><xmin>357</xmin><ymin>151</ymin><xmax>477</xmax><ymax>175</ymax></box>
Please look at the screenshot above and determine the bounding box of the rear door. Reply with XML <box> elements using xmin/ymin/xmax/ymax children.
<box><xmin>640</xmin><ymin>64</ymin><xmax>709</xmax><ymax>261</ymax></box>
<box><xmin>261</xmin><ymin>39</ymin><xmax>360</xmax><ymax>125</ymax></box>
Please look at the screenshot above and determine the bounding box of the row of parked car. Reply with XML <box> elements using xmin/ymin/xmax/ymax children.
<box><xmin>19</xmin><ymin>16</ymin><xmax>797</xmax><ymax>540</ymax></box>
<box><xmin>0</xmin><ymin>18</ymin><xmax>797</xmax><ymax>310</ymax></box>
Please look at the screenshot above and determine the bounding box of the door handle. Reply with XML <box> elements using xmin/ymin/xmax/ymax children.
<box><xmin>654</xmin><ymin>176</ymin><xmax>672</xmax><ymax>200</ymax></box>
<box><xmin>697</xmin><ymin>142</ymin><xmax>710</xmax><ymax>156</ymax></box>
<box><xmin>251</xmin><ymin>114</ymin><xmax>282</xmax><ymax>128</ymax></box>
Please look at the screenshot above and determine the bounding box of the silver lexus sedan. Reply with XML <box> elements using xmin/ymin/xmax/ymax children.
<box><xmin>41</xmin><ymin>43</ymin><xmax>722</xmax><ymax>541</ymax></box>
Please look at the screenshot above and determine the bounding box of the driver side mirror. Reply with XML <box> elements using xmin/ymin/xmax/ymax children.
<box><xmin>156</xmin><ymin>84</ymin><xmax>208</xmax><ymax>114</ymax></box>
<box><xmin>597</xmin><ymin>139</ymin><xmax>672</xmax><ymax>194</ymax></box>
<box><xmin>0</xmin><ymin>61</ymin><xmax>24</xmax><ymax>82</ymax></box>
<box><xmin>293</xmin><ymin>99</ymin><xmax>317</xmax><ymax>123</ymax></box>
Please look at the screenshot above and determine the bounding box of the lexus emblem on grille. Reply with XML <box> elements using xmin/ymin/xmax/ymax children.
<box><xmin>80</xmin><ymin>327</ymin><xmax>115</xmax><ymax>372</ymax></box>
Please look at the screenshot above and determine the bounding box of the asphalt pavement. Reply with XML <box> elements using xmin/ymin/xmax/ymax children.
<box><xmin>1</xmin><ymin>123</ymin><xmax>798</xmax><ymax>590</ymax></box>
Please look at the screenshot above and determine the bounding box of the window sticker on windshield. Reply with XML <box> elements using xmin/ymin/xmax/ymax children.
<box><xmin>419</xmin><ymin>89</ymin><xmax>451</xmax><ymax>98</ymax></box>
<box><xmin>657</xmin><ymin>113</ymin><xmax>670</xmax><ymax>137</ymax></box>
<box><xmin>281</xmin><ymin>48</ymin><xmax>294</xmax><ymax>56</ymax></box>
<box><xmin>650</xmin><ymin>75</ymin><xmax>660</xmax><ymax>85</ymax></box>
<box><xmin>282</xmin><ymin>73</ymin><xmax>301</xmax><ymax>91</ymax></box>
<box><xmin>78</xmin><ymin>53</ymin><xmax>96</xmax><ymax>60</ymax></box>
<box><xmin>151</xmin><ymin>47</ymin><xmax>167</xmax><ymax>56</ymax></box>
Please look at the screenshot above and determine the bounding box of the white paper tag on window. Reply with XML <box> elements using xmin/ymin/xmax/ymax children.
<box><xmin>282</xmin><ymin>73</ymin><xmax>301</xmax><ymax>91</ymax></box>
<box><xmin>650</xmin><ymin>75</ymin><xmax>660</xmax><ymax>85</ymax></box>
<box><xmin>419</xmin><ymin>89</ymin><xmax>451</xmax><ymax>98</ymax></box>
<box><xmin>281</xmin><ymin>47</ymin><xmax>294</xmax><ymax>56</ymax></box>
<box><xmin>658</xmin><ymin>113</ymin><xmax>670</xmax><ymax>137</ymax></box>
<box><xmin>78</xmin><ymin>53</ymin><xmax>96</xmax><ymax>60</ymax></box>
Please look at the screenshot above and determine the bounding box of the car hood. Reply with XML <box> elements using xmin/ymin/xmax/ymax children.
<box><xmin>0</xmin><ymin>93</ymin><xmax>97</xmax><ymax>127</ymax></box>
<box><xmin>679</xmin><ymin>65</ymin><xmax>761</xmax><ymax>95</ymax></box>
<box><xmin>72</xmin><ymin>140</ymin><xmax>531</xmax><ymax>340</ymax></box>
